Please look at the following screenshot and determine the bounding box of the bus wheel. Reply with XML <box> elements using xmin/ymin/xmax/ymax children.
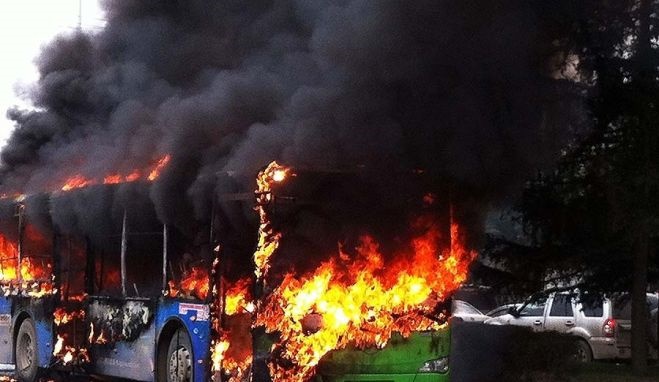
<box><xmin>15</xmin><ymin>318</ymin><xmax>39</xmax><ymax>382</ymax></box>
<box><xmin>166</xmin><ymin>328</ymin><xmax>193</xmax><ymax>382</ymax></box>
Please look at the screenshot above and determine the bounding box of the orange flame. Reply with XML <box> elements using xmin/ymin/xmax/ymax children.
<box><xmin>0</xmin><ymin>228</ymin><xmax>55</xmax><ymax>297</ymax></box>
<box><xmin>256</xmin><ymin>218</ymin><xmax>475</xmax><ymax>382</ymax></box>
<box><xmin>179</xmin><ymin>266</ymin><xmax>210</xmax><ymax>300</ymax></box>
<box><xmin>60</xmin><ymin>154</ymin><xmax>171</xmax><ymax>191</ymax></box>
<box><xmin>54</xmin><ymin>308</ymin><xmax>85</xmax><ymax>325</ymax></box>
<box><xmin>89</xmin><ymin>323</ymin><xmax>108</xmax><ymax>345</ymax></box>
<box><xmin>148</xmin><ymin>155</ymin><xmax>171</xmax><ymax>181</ymax></box>
<box><xmin>254</xmin><ymin>161</ymin><xmax>291</xmax><ymax>279</ymax></box>
<box><xmin>54</xmin><ymin>309</ymin><xmax>90</xmax><ymax>365</ymax></box>
<box><xmin>209</xmin><ymin>161</ymin><xmax>290</xmax><ymax>379</ymax></box>
<box><xmin>168</xmin><ymin>266</ymin><xmax>210</xmax><ymax>300</ymax></box>
<box><xmin>0</xmin><ymin>234</ymin><xmax>18</xmax><ymax>282</ymax></box>
<box><xmin>211</xmin><ymin>338</ymin><xmax>230</xmax><ymax>373</ymax></box>
<box><xmin>209</xmin><ymin>162</ymin><xmax>475</xmax><ymax>381</ymax></box>
<box><xmin>224</xmin><ymin>278</ymin><xmax>254</xmax><ymax>315</ymax></box>
<box><xmin>87</xmin><ymin>322</ymin><xmax>108</xmax><ymax>345</ymax></box>
<box><xmin>61</xmin><ymin>174</ymin><xmax>94</xmax><ymax>191</ymax></box>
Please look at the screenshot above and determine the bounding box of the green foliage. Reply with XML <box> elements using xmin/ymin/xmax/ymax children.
<box><xmin>488</xmin><ymin>0</ymin><xmax>659</xmax><ymax>294</ymax></box>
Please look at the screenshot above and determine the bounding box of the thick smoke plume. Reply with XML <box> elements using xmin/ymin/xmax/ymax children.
<box><xmin>2</xmin><ymin>1</ymin><xmax>580</xmax><ymax>240</ymax></box>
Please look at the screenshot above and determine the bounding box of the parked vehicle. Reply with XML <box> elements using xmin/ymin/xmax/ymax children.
<box><xmin>451</xmin><ymin>300</ymin><xmax>490</xmax><ymax>322</ymax></box>
<box><xmin>485</xmin><ymin>303</ymin><xmax>521</xmax><ymax>318</ymax></box>
<box><xmin>484</xmin><ymin>292</ymin><xmax>659</xmax><ymax>362</ymax></box>
<box><xmin>608</xmin><ymin>293</ymin><xmax>658</xmax><ymax>353</ymax></box>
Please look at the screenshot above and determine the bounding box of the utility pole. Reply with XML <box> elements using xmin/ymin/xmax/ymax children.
<box><xmin>78</xmin><ymin>0</ymin><xmax>82</xmax><ymax>31</ymax></box>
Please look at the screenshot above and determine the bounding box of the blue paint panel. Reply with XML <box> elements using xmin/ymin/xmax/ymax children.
<box><xmin>34</xmin><ymin>317</ymin><xmax>54</xmax><ymax>368</ymax></box>
<box><xmin>156</xmin><ymin>299</ymin><xmax>213</xmax><ymax>382</ymax></box>
<box><xmin>0</xmin><ymin>297</ymin><xmax>12</xmax><ymax>364</ymax></box>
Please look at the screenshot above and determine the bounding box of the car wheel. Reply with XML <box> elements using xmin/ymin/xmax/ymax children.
<box><xmin>166</xmin><ymin>328</ymin><xmax>193</xmax><ymax>382</ymax></box>
<box><xmin>15</xmin><ymin>318</ymin><xmax>39</xmax><ymax>382</ymax></box>
<box><xmin>573</xmin><ymin>339</ymin><xmax>593</xmax><ymax>363</ymax></box>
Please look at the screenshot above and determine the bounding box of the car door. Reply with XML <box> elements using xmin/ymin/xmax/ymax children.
<box><xmin>544</xmin><ymin>294</ymin><xmax>576</xmax><ymax>334</ymax></box>
<box><xmin>508</xmin><ymin>294</ymin><xmax>549</xmax><ymax>332</ymax></box>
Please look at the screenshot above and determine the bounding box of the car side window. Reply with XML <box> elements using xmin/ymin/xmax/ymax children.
<box><xmin>582</xmin><ymin>299</ymin><xmax>604</xmax><ymax>317</ymax></box>
<box><xmin>519</xmin><ymin>295</ymin><xmax>547</xmax><ymax>316</ymax></box>
<box><xmin>549</xmin><ymin>295</ymin><xmax>574</xmax><ymax>317</ymax></box>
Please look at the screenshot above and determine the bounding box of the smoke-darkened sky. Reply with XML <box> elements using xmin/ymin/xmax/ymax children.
<box><xmin>1</xmin><ymin>0</ymin><xmax>583</xmax><ymax>228</ymax></box>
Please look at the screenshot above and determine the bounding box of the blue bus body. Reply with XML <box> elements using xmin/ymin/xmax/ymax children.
<box><xmin>0</xmin><ymin>296</ymin><xmax>55</xmax><ymax>372</ymax></box>
<box><xmin>0</xmin><ymin>188</ymin><xmax>218</xmax><ymax>382</ymax></box>
<box><xmin>85</xmin><ymin>297</ymin><xmax>212</xmax><ymax>381</ymax></box>
<box><xmin>0</xmin><ymin>172</ymin><xmax>457</xmax><ymax>382</ymax></box>
<box><xmin>0</xmin><ymin>295</ymin><xmax>215</xmax><ymax>382</ymax></box>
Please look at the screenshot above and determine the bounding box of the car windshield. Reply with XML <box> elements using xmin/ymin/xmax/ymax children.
<box><xmin>452</xmin><ymin>300</ymin><xmax>483</xmax><ymax>315</ymax></box>
<box><xmin>518</xmin><ymin>294</ymin><xmax>548</xmax><ymax>316</ymax></box>
<box><xmin>487</xmin><ymin>304</ymin><xmax>518</xmax><ymax>317</ymax></box>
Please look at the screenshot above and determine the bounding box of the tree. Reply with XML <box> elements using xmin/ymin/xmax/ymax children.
<box><xmin>488</xmin><ymin>0</ymin><xmax>659</xmax><ymax>373</ymax></box>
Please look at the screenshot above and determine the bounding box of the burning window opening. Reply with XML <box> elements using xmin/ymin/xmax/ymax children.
<box><xmin>53</xmin><ymin>307</ymin><xmax>90</xmax><ymax>367</ymax></box>
<box><xmin>0</xmin><ymin>223</ymin><xmax>55</xmax><ymax>297</ymax></box>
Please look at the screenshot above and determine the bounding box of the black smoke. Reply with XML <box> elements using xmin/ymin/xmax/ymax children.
<box><xmin>2</xmin><ymin>1</ymin><xmax>581</xmax><ymax>243</ymax></box>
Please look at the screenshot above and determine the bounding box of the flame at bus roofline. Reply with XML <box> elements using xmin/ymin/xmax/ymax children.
<box><xmin>60</xmin><ymin>154</ymin><xmax>171</xmax><ymax>192</ymax></box>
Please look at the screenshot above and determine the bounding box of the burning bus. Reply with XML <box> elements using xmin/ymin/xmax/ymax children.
<box><xmin>0</xmin><ymin>161</ymin><xmax>474</xmax><ymax>382</ymax></box>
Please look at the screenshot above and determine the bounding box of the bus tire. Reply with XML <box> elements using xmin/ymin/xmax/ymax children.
<box><xmin>15</xmin><ymin>318</ymin><xmax>39</xmax><ymax>382</ymax></box>
<box><xmin>166</xmin><ymin>328</ymin><xmax>193</xmax><ymax>382</ymax></box>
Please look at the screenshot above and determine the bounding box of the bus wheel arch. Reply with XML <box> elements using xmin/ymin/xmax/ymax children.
<box><xmin>157</xmin><ymin>320</ymin><xmax>194</xmax><ymax>382</ymax></box>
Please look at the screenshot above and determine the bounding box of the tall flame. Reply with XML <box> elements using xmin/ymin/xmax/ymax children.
<box><xmin>253</xmin><ymin>161</ymin><xmax>290</xmax><ymax>279</ymax></box>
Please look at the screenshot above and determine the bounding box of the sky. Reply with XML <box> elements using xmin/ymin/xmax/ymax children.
<box><xmin>0</xmin><ymin>0</ymin><xmax>104</xmax><ymax>147</ymax></box>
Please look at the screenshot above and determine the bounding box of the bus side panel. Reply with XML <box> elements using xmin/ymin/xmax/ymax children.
<box><xmin>87</xmin><ymin>298</ymin><xmax>156</xmax><ymax>381</ymax></box>
<box><xmin>156</xmin><ymin>300</ymin><xmax>212</xmax><ymax>382</ymax></box>
<box><xmin>0</xmin><ymin>297</ymin><xmax>12</xmax><ymax>365</ymax></box>
<box><xmin>90</xmin><ymin>323</ymin><xmax>156</xmax><ymax>381</ymax></box>
<box><xmin>12</xmin><ymin>297</ymin><xmax>55</xmax><ymax>369</ymax></box>
<box><xmin>34</xmin><ymin>318</ymin><xmax>55</xmax><ymax>368</ymax></box>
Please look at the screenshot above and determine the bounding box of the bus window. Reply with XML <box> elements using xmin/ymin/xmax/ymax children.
<box><xmin>166</xmin><ymin>225</ymin><xmax>213</xmax><ymax>301</ymax></box>
<box><xmin>58</xmin><ymin>236</ymin><xmax>88</xmax><ymax>299</ymax></box>
<box><xmin>22</xmin><ymin>224</ymin><xmax>53</xmax><ymax>283</ymax></box>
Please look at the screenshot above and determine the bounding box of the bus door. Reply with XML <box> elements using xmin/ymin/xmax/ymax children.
<box><xmin>0</xmin><ymin>202</ymin><xmax>17</xmax><ymax>366</ymax></box>
<box><xmin>85</xmin><ymin>207</ymin><xmax>162</xmax><ymax>381</ymax></box>
<box><xmin>87</xmin><ymin>297</ymin><xmax>157</xmax><ymax>381</ymax></box>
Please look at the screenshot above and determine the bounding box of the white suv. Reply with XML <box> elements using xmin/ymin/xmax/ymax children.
<box><xmin>484</xmin><ymin>292</ymin><xmax>658</xmax><ymax>361</ymax></box>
